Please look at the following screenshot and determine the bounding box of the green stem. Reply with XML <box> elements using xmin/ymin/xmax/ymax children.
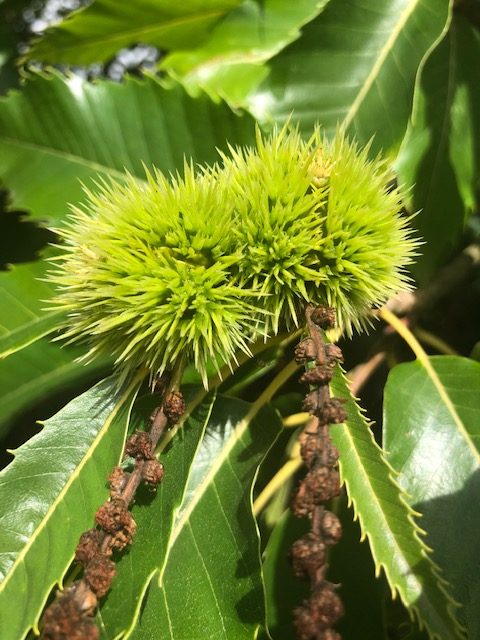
<box><xmin>253</xmin><ymin>454</ymin><xmax>302</xmax><ymax>516</ymax></box>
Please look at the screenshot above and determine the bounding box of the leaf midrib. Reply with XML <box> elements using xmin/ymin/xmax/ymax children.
<box><xmin>0</xmin><ymin>136</ymin><xmax>145</xmax><ymax>184</ymax></box>
<box><xmin>35</xmin><ymin>9</ymin><xmax>227</xmax><ymax>57</ymax></box>
<box><xmin>342</xmin><ymin>0</ymin><xmax>421</xmax><ymax>128</ymax></box>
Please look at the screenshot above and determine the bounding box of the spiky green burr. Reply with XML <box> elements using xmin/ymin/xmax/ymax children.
<box><xmin>49</xmin><ymin>126</ymin><xmax>418</xmax><ymax>384</ymax></box>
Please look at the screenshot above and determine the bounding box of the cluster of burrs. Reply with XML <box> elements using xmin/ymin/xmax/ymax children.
<box><xmin>49</xmin><ymin>126</ymin><xmax>417</xmax><ymax>388</ymax></box>
<box><xmin>40</xmin><ymin>386</ymin><xmax>185</xmax><ymax>640</ymax></box>
<box><xmin>291</xmin><ymin>305</ymin><xmax>347</xmax><ymax>640</ymax></box>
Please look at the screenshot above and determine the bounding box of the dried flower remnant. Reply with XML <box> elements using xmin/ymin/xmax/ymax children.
<box><xmin>291</xmin><ymin>306</ymin><xmax>347</xmax><ymax>639</ymax></box>
<box><xmin>40</xmin><ymin>387</ymin><xmax>185</xmax><ymax>638</ymax></box>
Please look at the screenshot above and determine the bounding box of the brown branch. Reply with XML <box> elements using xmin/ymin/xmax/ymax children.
<box><xmin>40</xmin><ymin>369</ymin><xmax>185</xmax><ymax>640</ymax></box>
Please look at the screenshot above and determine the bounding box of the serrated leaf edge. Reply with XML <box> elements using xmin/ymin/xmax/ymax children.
<box><xmin>332</xmin><ymin>368</ymin><xmax>465</xmax><ymax>640</ymax></box>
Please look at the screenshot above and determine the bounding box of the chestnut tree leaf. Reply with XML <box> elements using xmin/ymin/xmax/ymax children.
<box><xmin>262</xmin><ymin>497</ymin><xmax>386</xmax><ymax>640</ymax></box>
<box><xmin>100</xmin><ymin>393</ymin><xmax>282</xmax><ymax>639</ymax></box>
<box><xmin>384</xmin><ymin>356</ymin><xmax>480</xmax><ymax>638</ymax></box>
<box><xmin>396</xmin><ymin>16</ymin><xmax>480</xmax><ymax>282</ymax></box>
<box><xmin>0</xmin><ymin>375</ymin><xmax>142</xmax><ymax>640</ymax></box>
<box><xmin>329</xmin><ymin>366</ymin><xmax>464</xmax><ymax>640</ymax></box>
<box><xmin>0</xmin><ymin>339</ymin><xmax>109</xmax><ymax>438</ymax></box>
<box><xmin>0</xmin><ymin>71</ymin><xmax>256</xmax><ymax>224</ymax></box>
<box><xmin>246</xmin><ymin>0</ymin><xmax>451</xmax><ymax>152</ymax></box>
<box><xmin>163</xmin><ymin>0</ymin><xmax>331</xmax><ymax>105</ymax></box>
<box><xmin>0</xmin><ymin>254</ymin><xmax>60</xmax><ymax>360</ymax></box>
<box><xmin>24</xmin><ymin>0</ymin><xmax>242</xmax><ymax>66</ymax></box>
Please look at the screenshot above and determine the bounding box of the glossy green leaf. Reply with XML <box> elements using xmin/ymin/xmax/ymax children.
<box><xmin>396</xmin><ymin>16</ymin><xmax>480</xmax><ymax>282</ymax></box>
<box><xmin>0</xmin><ymin>375</ymin><xmax>142</xmax><ymax>640</ymax></box>
<box><xmin>0</xmin><ymin>71</ymin><xmax>256</xmax><ymax>223</ymax></box>
<box><xmin>164</xmin><ymin>0</ymin><xmax>330</xmax><ymax>104</ymax></box>
<box><xmin>25</xmin><ymin>0</ymin><xmax>241</xmax><ymax>66</ymax></box>
<box><xmin>246</xmin><ymin>0</ymin><xmax>451</xmax><ymax>151</ymax></box>
<box><xmin>112</xmin><ymin>395</ymin><xmax>282</xmax><ymax>639</ymax></box>
<box><xmin>329</xmin><ymin>367</ymin><xmax>464</xmax><ymax>639</ymax></box>
<box><xmin>97</xmin><ymin>390</ymin><xmax>215</xmax><ymax>638</ymax></box>
<box><xmin>383</xmin><ymin>356</ymin><xmax>480</xmax><ymax>638</ymax></box>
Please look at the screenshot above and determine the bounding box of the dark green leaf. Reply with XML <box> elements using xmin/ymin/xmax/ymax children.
<box><xmin>383</xmin><ymin>356</ymin><xmax>480</xmax><ymax>638</ymax></box>
<box><xmin>396</xmin><ymin>16</ymin><xmax>480</xmax><ymax>282</ymax></box>
<box><xmin>262</xmin><ymin>495</ymin><xmax>386</xmax><ymax>640</ymax></box>
<box><xmin>262</xmin><ymin>508</ymin><xmax>309</xmax><ymax>638</ymax></box>
<box><xmin>329</xmin><ymin>495</ymin><xmax>386</xmax><ymax>640</ymax></box>
<box><xmin>105</xmin><ymin>394</ymin><xmax>282</xmax><ymax>639</ymax></box>
<box><xmin>246</xmin><ymin>0</ymin><xmax>450</xmax><ymax>151</ymax></box>
<box><xmin>0</xmin><ymin>375</ymin><xmax>142</xmax><ymax>640</ymax></box>
<box><xmin>0</xmin><ymin>339</ymin><xmax>110</xmax><ymax>437</ymax></box>
<box><xmin>25</xmin><ymin>0</ymin><xmax>241</xmax><ymax>66</ymax></box>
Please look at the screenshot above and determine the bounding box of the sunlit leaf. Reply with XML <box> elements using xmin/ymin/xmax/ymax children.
<box><xmin>0</xmin><ymin>71</ymin><xmax>256</xmax><ymax>223</ymax></box>
<box><xmin>246</xmin><ymin>0</ymin><xmax>451</xmax><ymax>152</ymax></box>
<box><xmin>164</xmin><ymin>0</ymin><xmax>330</xmax><ymax>105</ymax></box>
<box><xmin>103</xmin><ymin>394</ymin><xmax>282</xmax><ymax>639</ymax></box>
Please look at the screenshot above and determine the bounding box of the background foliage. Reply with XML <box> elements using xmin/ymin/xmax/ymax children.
<box><xmin>0</xmin><ymin>1</ymin><xmax>479</xmax><ymax>639</ymax></box>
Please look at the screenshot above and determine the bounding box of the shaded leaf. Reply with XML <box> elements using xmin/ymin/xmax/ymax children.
<box><xmin>0</xmin><ymin>338</ymin><xmax>110</xmax><ymax>437</ymax></box>
<box><xmin>329</xmin><ymin>495</ymin><xmax>386</xmax><ymax>639</ymax></box>
<box><xmin>0</xmin><ymin>375</ymin><xmax>142</xmax><ymax>640</ymax></box>
<box><xmin>0</xmin><ymin>253</ymin><xmax>59</xmax><ymax>359</ymax></box>
<box><xmin>383</xmin><ymin>356</ymin><xmax>480</xmax><ymax>638</ymax></box>
<box><xmin>396</xmin><ymin>16</ymin><xmax>480</xmax><ymax>282</ymax></box>
<box><xmin>329</xmin><ymin>366</ymin><xmax>464</xmax><ymax>639</ymax></box>
<box><xmin>246</xmin><ymin>0</ymin><xmax>450</xmax><ymax>151</ymax></box>
<box><xmin>262</xmin><ymin>508</ymin><xmax>309</xmax><ymax>638</ymax></box>
<box><xmin>107</xmin><ymin>394</ymin><xmax>282</xmax><ymax>639</ymax></box>
<box><xmin>0</xmin><ymin>255</ymin><xmax>110</xmax><ymax>436</ymax></box>
<box><xmin>0</xmin><ymin>71</ymin><xmax>256</xmax><ymax>223</ymax></box>
<box><xmin>260</xmin><ymin>495</ymin><xmax>386</xmax><ymax>639</ymax></box>
<box><xmin>164</xmin><ymin>0</ymin><xmax>330</xmax><ymax>105</ymax></box>
<box><xmin>25</xmin><ymin>0</ymin><xmax>241</xmax><ymax>66</ymax></box>
<box><xmin>0</xmin><ymin>0</ymin><xmax>31</xmax><ymax>94</ymax></box>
